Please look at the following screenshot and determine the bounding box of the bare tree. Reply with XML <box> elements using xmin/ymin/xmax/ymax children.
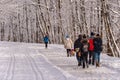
<box><xmin>0</xmin><ymin>0</ymin><xmax>120</xmax><ymax>56</ymax></box>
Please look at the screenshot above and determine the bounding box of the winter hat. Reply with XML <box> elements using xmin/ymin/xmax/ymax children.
<box><xmin>90</xmin><ymin>32</ymin><xmax>94</xmax><ymax>36</ymax></box>
<box><xmin>83</xmin><ymin>34</ymin><xmax>86</xmax><ymax>38</ymax></box>
<box><xmin>66</xmin><ymin>35</ymin><xmax>69</xmax><ymax>38</ymax></box>
<box><xmin>78</xmin><ymin>34</ymin><xmax>82</xmax><ymax>38</ymax></box>
<box><xmin>96</xmin><ymin>34</ymin><xmax>100</xmax><ymax>36</ymax></box>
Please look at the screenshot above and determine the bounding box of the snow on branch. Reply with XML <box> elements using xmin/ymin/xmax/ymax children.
<box><xmin>109</xmin><ymin>9</ymin><xmax>120</xmax><ymax>16</ymax></box>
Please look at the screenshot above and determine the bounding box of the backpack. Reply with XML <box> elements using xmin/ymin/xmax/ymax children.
<box><xmin>89</xmin><ymin>38</ymin><xmax>94</xmax><ymax>51</ymax></box>
<box><xmin>82</xmin><ymin>43</ymin><xmax>88</xmax><ymax>52</ymax></box>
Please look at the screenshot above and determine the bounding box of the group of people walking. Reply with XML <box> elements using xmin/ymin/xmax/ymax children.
<box><xmin>64</xmin><ymin>32</ymin><xmax>103</xmax><ymax>68</ymax></box>
<box><xmin>43</xmin><ymin>32</ymin><xmax>103</xmax><ymax>68</ymax></box>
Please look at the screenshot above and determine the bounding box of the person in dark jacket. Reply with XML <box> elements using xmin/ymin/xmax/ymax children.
<box><xmin>93</xmin><ymin>34</ymin><xmax>102</xmax><ymax>67</ymax></box>
<box><xmin>81</xmin><ymin>34</ymin><xmax>89</xmax><ymax>68</ymax></box>
<box><xmin>74</xmin><ymin>34</ymin><xmax>82</xmax><ymax>66</ymax></box>
<box><xmin>43</xmin><ymin>35</ymin><xmax>49</xmax><ymax>48</ymax></box>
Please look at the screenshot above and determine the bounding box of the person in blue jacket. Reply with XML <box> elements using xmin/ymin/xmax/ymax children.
<box><xmin>43</xmin><ymin>35</ymin><xmax>49</xmax><ymax>48</ymax></box>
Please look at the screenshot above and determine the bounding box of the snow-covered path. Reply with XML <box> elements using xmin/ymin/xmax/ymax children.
<box><xmin>0</xmin><ymin>41</ymin><xmax>120</xmax><ymax>80</ymax></box>
<box><xmin>0</xmin><ymin>42</ymin><xmax>76</xmax><ymax>80</ymax></box>
<box><xmin>40</xmin><ymin>44</ymin><xmax>120</xmax><ymax>80</ymax></box>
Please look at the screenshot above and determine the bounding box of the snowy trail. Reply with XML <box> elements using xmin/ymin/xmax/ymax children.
<box><xmin>0</xmin><ymin>41</ymin><xmax>120</xmax><ymax>80</ymax></box>
<box><xmin>39</xmin><ymin>44</ymin><xmax>120</xmax><ymax>80</ymax></box>
<box><xmin>0</xmin><ymin>42</ymin><xmax>76</xmax><ymax>80</ymax></box>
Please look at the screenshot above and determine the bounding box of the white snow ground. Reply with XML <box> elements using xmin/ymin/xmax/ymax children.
<box><xmin>0</xmin><ymin>41</ymin><xmax>120</xmax><ymax>80</ymax></box>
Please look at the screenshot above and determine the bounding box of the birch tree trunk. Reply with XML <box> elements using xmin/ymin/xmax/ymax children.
<box><xmin>101</xmin><ymin>0</ymin><xmax>120</xmax><ymax>57</ymax></box>
<box><xmin>0</xmin><ymin>0</ymin><xmax>120</xmax><ymax>56</ymax></box>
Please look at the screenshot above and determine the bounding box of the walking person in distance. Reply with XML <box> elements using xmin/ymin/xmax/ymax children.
<box><xmin>64</xmin><ymin>35</ymin><xmax>73</xmax><ymax>57</ymax></box>
<box><xmin>43</xmin><ymin>34</ymin><xmax>49</xmax><ymax>49</ymax></box>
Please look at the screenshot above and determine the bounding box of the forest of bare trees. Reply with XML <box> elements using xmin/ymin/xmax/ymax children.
<box><xmin>0</xmin><ymin>0</ymin><xmax>120</xmax><ymax>56</ymax></box>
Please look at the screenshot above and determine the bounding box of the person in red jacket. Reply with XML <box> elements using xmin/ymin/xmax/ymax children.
<box><xmin>88</xmin><ymin>32</ymin><xmax>95</xmax><ymax>65</ymax></box>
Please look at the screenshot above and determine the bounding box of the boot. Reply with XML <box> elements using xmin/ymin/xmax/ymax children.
<box><xmin>92</xmin><ymin>62</ymin><xmax>94</xmax><ymax>65</ymax></box>
<box><xmin>87</xmin><ymin>63</ymin><xmax>89</xmax><ymax>68</ymax></box>
<box><xmin>83</xmin><ymin>66</ymin><xmax>85</xmax><ymax>68</ymax></box>
<box><xmin>89</xmin><ymin>59</ymin><xmax>91</xmax><ymax>64</ymax></box>
<box><xmin>83</xmin><ymin>63</ymin><xmax>85</xmax><ymax>68</ymax></box>
<box><xmin>96</xmin><ymin>62</ymin><xmax>99</xmax><ymax>67</ymax></box>
<box><xmin>78</xmin><ymin>62</ymin><xmax>81</xmax><ymax>66</ymax></box>
<box><xmin>92</xmin><ymin>60</ymin><xmax>95</xmax><ymax>65</ymax></box>
<box><xmin>67</xmin><ymin>54</ymin><xmax>69</xmax><ymax>57</ymax></box>
<box><xmin>98</xmin><ymin>63</ymin><xmax>100</xmax><ymax>67</ymax></box>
